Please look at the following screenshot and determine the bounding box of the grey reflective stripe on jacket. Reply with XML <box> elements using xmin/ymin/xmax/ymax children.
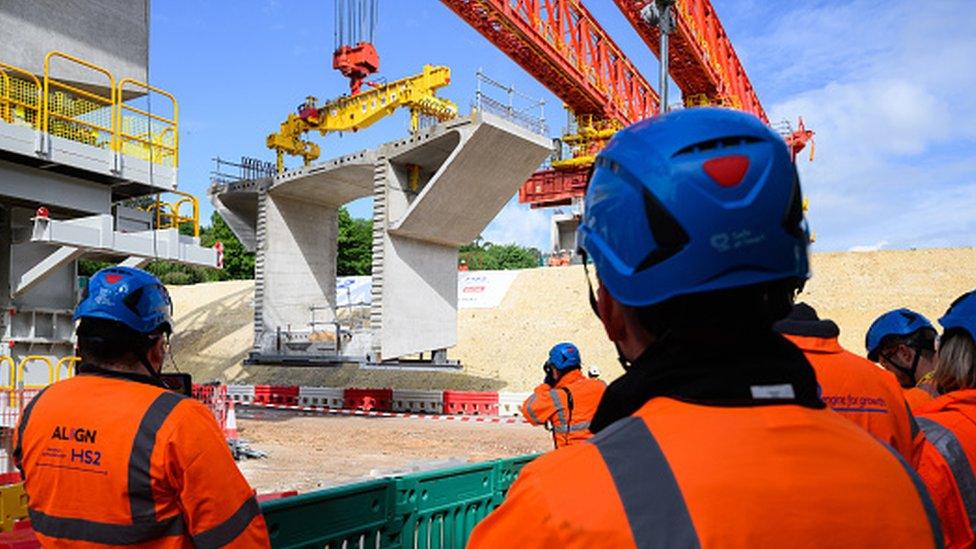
<box><xmin>523</xmin><ymin>394</ymin><xmax>544</xmax><ymax>424</ymax></box>
<box><xmin>918</xmin><ymin>416</ymin><xmax>976</xmax><ymax>538</ymax></box>
<box><xmin>29</xmin><ymin>391</ymin><xmax>191</xmax><ymax>544</ymax></box>
<box><xmin>589</xmin><ymin>416</ymin><xmax>701</xmax><ymax>548</ymax></box>
<box><xmin>549</xmin><ymin>389</ymin><xmax>567</xmax><ymax>425</ymax></box>
<box><xmin>193</xmin><ymin>495</ymin><xmax>262</xmax><ymax>548</ymax></box>
<box><xmin>552</xmin><ymin>421</ymin><xmax>591</xmax><ymax>433</ymax></box>
<box><xmin>876</xmin><ymin>438</ymin><xmax>945</xmax><ymax>548</ymax></box>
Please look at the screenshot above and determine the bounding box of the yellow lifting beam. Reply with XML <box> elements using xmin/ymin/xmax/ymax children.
<box><xmin>551</xmin><ymin>113</ymin><xmax>622</xmax><ymax>172</ymax></box>
<box><xmin>266</xmin><ymin>65</ymin><xmax>458</xmax><ymax>172</ymax></box>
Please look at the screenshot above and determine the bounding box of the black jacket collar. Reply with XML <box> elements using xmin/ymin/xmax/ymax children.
<box><xmin>76</xmin><ymin>363</ymin><xmax>168</xmax><ymax>389</ymax></box>
<box><xmin>590</xmin><ymin>331</ymin><xmax>825</xmax><ymax>433</ymax></box>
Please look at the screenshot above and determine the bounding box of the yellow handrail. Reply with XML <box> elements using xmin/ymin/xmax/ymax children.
<box><xmin>0</xmin><ymin>357</ymin><xmax>14</xmax><ymax>392</ymax></box>
<box><xmin>55</xmin><ymin>356</ymin><xmax>80</xmax><ymax>381</ymax></box>
<box><xmin>0</xmin><ymin>61</ymin><xmax>41</xmax><ymax>128</ymax></box>
<box><xmin>16</xmin><ymin>356</ymin><xmax>54</xmax><ymax>389</ymax></box>
<box><xmin>117</xmin><ymin>77</ymin><xmax>179</xmax><ymax>167</ymax></box>
<box><xmin>145</xmin><ymin>190</ymin><xmax>199</xmax><ymax>237</ymax></box>
<box><xmin>43</xmin><ymin>51</ymin><xmax>116</xmax><ymax>149</ymax></box>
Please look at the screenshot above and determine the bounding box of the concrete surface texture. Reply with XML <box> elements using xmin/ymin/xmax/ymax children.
<box><xmin>257</xmin><ymin>192</ymin><xmax>340</xmax><ymax>354</ymax></box>
<box><xmin>169</xmin><ymin>247</ymin><xmax>976</xmax><ymax>392</ymax></box>
<box><xmin>373</xmin><ymin>113</ymin><xmax>551</xmax><ymax>359</ymax></box>
<box><xmin>0</xmin><ymin>0</ymin><xmax>148</xmax><ymax>88</ymax></box>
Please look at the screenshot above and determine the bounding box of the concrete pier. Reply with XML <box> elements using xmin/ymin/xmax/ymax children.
<box><xmin>210</xmin><ymin>112</ymin><xmax>551</xmax><ymax>365</ymax></box>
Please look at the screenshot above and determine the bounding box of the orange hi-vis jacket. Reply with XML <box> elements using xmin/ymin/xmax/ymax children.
<box><xmin>784</xmin><ymin>334</ymin><xmax>922</xmax><ymax>464</ymax></box>
<box><xmin>470</xmin><ymin>398</ymin><xmax>942</xmax><ymax>548</ymax></box>
<box><xmin>14</xmin><ymin>368</ymin><xmax>270</xmax><ymax>548</ymax></box>
<box><xmin>915</xmin><ymin>389</ymin><xmax>976</xmax><ymax>549</ymax></box>
<box><xmin>906</xmin><ymin>384</ymin><xmax>938</xmax><ymax>411</ymax></box>
<box><xmin>520</xmin><ymin>370</ymin><xmax>606</xmax><ymax>448</ymax></box>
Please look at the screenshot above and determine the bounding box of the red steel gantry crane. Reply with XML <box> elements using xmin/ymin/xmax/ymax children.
<box><xmin>440</xmin><ymin>0</ymin><xmax>812</xmax><ymax>209</ymax></box>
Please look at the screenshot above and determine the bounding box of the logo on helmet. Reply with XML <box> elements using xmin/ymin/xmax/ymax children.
<box><xmin>104</xmin><ymin>273</ymin><xmax>124</xmax><ymax>284</ymax></box>
<box><xmin>710</xmin><ymin>230</ymin><xmax>767</xmax><ymax>252</ymax></box>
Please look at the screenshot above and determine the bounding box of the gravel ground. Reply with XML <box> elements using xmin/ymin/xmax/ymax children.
<box><xmin>235</xmin><ymin>415</ymin><xmax>550</xmax><ymax>494</ymax></box>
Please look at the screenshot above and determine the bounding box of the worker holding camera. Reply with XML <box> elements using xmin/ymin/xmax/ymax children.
<box><xmin>520</xmin><ymin>343</ymin><xmax>607</xmax><ymax>448</ymax></box>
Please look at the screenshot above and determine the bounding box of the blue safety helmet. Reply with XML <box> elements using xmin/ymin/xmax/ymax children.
<box><xmin>577</xmin><ymin>107</ymin><xmax>809</xmax><ymax>307</ymax></box>
<box><xmin>547</xmin><ymin>342</ymin><xmax>582</xmax><ymax>370</ymax></box>
<box><xmin>939</xmin><ymin>290</ymin><xmax>976</xmax><ymax>342</ymax></box>
<box><xmin>865</xmin><ymin>308</ymin><xmax>935</xmax><ymax>361</ymax></box>
<box><xmin>74</xmin><ymin>267</ymin><xmax>173</xmax><ymax>334</ymax></box>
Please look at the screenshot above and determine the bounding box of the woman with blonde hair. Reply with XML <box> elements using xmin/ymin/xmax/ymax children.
<box><xmin>916</xmin><ymin>290</ymin><xmax>976</xmax><ymax>549</ymax></box>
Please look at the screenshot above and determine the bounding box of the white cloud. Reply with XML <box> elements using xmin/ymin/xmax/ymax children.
<box><xmin>849</xmin><ymin>241</ymin><xmax>888</xmax><ymax>253</ymax></box>
<box><xmin>481</xmin><ymin>195</ymin><xmax>552</xmax><ymax>250</ymax></box>
<box><xmin>755</xmin><ymin>0</ymin><xmax>976</xmax><ymax>251</ymax></box>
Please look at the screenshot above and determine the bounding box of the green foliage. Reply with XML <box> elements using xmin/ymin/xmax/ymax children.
<box><xmin>78</xmin><ymin>259</ymin><xmax>113</xmax><ymax>277</ymax></box>
<box><xmin>459</xmin><ymin>236</ymin><xmax>541</xmax><ymax>270</ymax></box>
<box><xmin>337</xmin><ymin>207</ymin><xmax>372</xmax><ymax>276</ymax></box>
<box><xmin>202</xmin><ymin>211</ymin><xmax>255</xmax><ymax>280</ymax></box>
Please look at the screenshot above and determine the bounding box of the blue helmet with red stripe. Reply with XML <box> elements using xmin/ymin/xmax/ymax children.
<box><xmin>74</xmin><ymin>267</ymin><xmax>173</xmax><ymax>334</ymax></box>
<box><xmin>547</xmin><ymin>342</ymin><xmax>582</xmax><ymax>370</ymax></box>
<box><xmin>577</xmin><ymin>107</ymin><xmax>809</xmax><ymax>308</ymax></box>
<box><xmin>939</xmin><ymin>290</ymin><xmax>976</xmax><ymax>342</ymax></box>
<box><xmin>865</xmin><ymin>308</ymin><xmax>934</xmax><ymax>361</ymax></box>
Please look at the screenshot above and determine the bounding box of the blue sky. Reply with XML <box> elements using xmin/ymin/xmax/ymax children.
<box><xmin>151</xmin><ymin>0</ymin><xmax>976</xmax><ymax>252</ymax></box>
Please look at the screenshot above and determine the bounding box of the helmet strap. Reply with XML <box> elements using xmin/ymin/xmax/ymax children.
<box><xmin>138</xmin><ymin>334</ymin><xmax>165</xmax><ymax>381</ymax></box>
<box><xmin>581</xmin><ymin>251</ymin><xmax>633</xmax><ymax>371</ymax></box>
<box><xmin>886</xmin><ymin>345</ymin><xmax>922</xmax><ymax>386</ymax></box>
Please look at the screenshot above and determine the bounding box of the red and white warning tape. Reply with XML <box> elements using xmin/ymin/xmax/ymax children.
<box><xmin>239</xmin><ymin>402</ymin><xmax>528</xmax><ymax>424</ymax></box>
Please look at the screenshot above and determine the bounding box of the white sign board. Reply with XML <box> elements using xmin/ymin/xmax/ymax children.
<box><xmin>334</xmin><ymin>270</ymin><xmax>519</xmax><ymax>309</ymax></box>
<box><xmin>457</xmin><ymin>270</ymin><xmax>519</xmax><ymax>309</ymax></box>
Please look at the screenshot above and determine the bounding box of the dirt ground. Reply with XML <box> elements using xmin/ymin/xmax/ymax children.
<box><xmin>170</xmin><ymin>248</ymin><xmax>976</xmax><ymax>391</ymax></box>
<box><xmin>235</xmin><ymin>414</ymin><xmax>550</xmax><ymax>494</ymax></box>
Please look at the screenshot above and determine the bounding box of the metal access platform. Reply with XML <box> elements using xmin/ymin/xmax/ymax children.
<box><xmin>1</xmin><ymin>49</ymin><xmax>218</xmax><ymax>377</ymax></box>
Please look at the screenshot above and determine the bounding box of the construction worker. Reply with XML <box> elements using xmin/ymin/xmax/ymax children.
<box><xmin>469</xmin><ymin>108</ymin><xmax>941</xmax><ymax>547</ymax></box>
<box><xmin>13</xmin><ymin>267</ymin><xmax>270</xmax><ymax>547</ymax></box>
<box><xmin>520</xmin><ymin>343</ymin><xmax>606</xmax><ymax>448</ymax></box>
<box><xmin>774</xmin><ymin>303</ymin><xmax>921</xmax><ymax>463</ymax></box>
<box><xmin>866</xmin><ymin>308</ymin><xmax>940</xmax><ymax>409</ymax></box>
<box><xmin>915</xmin><ymin>290</ymin><xmax>976</xmax><ymax>549</ymax></box>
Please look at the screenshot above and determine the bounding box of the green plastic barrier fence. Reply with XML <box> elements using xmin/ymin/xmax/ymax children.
<box><xmin>261</xmin><ymin>454</ymin><xmax>538</xmax><ymax>548</ymax></box>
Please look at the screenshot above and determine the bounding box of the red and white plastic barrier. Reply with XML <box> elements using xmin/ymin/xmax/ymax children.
<box><xmin>392</xmin><ymin>389</ymin><xmax>444</xmax><ymax>414</ymax></box>
<box><xmin>498</xmin><ymin>392</ymin><xmax>531</xmax><ymax>417</ymax></box>
<box><xmin>193</xmin><ymin>385</ymin><xmax>537</xmax><ymax>424</ymax></box>
<box><xmin>299</xmin><ymin>386</ymin><xmax>344</xmax><ymax>408</ymax></box>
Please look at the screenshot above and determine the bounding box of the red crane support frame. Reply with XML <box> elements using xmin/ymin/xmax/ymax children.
<box><xmin>442</xmin><ymin>0</ymin><xmax>786</xmax><ymax>208</ymax></box>
<box><xmin>440</xmin><ymin>0</ymin><xmax>659</xmax><ymax>124</ymax></box>
<box><xmin>613</xmin><ymin>0</ymin><xmax>767</xmax><ymax>122</ymax></box>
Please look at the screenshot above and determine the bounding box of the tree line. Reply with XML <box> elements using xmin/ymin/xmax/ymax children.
<box><xmin>80</xmin><ymin>209</ymin><xmax>542</xmax><ymax>284</ymax></box>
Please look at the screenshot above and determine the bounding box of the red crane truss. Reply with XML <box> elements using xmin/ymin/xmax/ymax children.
<box><xmin>440</xmin><ymin>0</ymin><xmax>659</xmax><ymax>124</ymax></box>
<box><xmin>613</xmin><ymin>0</ymin><xmax>767</xmax><ymax>122</ymax></box>
<box><xmin>440</xmin><ymin>0</ymin><xmax>662</xmax><ymax>208</ymax></box>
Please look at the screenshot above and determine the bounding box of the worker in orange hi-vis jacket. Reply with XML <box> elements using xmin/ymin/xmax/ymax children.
<box><xmin>14</xmin><ymin>267</ymin><xmax>270</xmax><ymax>548</ymax></box>
<box><xmin>468</xmin><ymin>108</ymin><xmax>941</xmax><ymax>548</ymax></box>
<box><xmin>914</xmin><ymin>290</ymin><xmax>976</xmax><ymax>549</ymax></box>
<box><xmin>774</xmin><ymin>303</ymin><xmax>923</xmax><ymax>466</ymax></box>
<box><xmin>866</xmin><ymin>308</ymin><xmax>941</xmax><ymax>410</ymax></box>
<box><xmin>521</xmin><ymin>343</ymin><xmax>606</xmax><ymax>448</ymax></box>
